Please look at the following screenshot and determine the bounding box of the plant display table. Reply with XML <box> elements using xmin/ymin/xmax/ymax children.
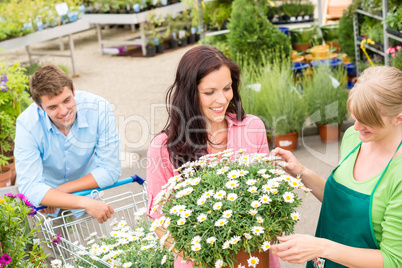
<box><xmin>0</xmin><ymin>20</ymin><xmax>90</xmax><ymax>76</ymax></box>
<box><xmin>83</xmin><ymin>2</ymin><xmax>186</xmax><ymax>56</ymax></box>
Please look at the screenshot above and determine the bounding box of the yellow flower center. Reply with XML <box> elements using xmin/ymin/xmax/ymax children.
<box><xmin>251</xmin><ymin>260</ymin><xmax>256</xmax><ymax>264</ymax></box>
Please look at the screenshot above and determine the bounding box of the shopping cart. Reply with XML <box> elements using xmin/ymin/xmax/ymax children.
<box><xmin>33</xmin><ymin>175</ymin><xmax>147</xmax><ymax>267</ymax></box>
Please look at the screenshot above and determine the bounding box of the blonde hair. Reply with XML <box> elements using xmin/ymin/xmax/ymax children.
<box><xmin>347</xmin><ymin>66</ymin><xmax>402</xmax><ymax>128</ymax></box>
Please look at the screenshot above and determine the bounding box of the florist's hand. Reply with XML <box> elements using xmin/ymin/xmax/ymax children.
<box><xmin>271</xmin><ymin>147</ymin><xmax>305</xmax><ymax>178</ymax></box>
<box><xmin>83</xmin><ymin>198</ymin><xmax>114</xmax><ymax>224</ymax></box>
<box><xmin>40</xmin><ymin>206</ymin><xmax>57</xmax><ymax>214</ymax></box>
<box><xmin>271</xmin><ymin>234</ymin><xmax>325</xmax><ymax>264</ymax></box>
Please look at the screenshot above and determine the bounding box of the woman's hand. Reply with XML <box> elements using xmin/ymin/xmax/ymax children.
<box><xmin>271</xmin><ymin>147</ymin><xmax>306</xmax><ymax>178</ymax></box>
<box><xmin>271</xmin><ymin>234</ymin><xmax>326</xmax><ymax>264</ymax></box>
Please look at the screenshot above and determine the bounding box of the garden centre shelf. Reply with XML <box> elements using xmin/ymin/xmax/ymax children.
<box><xmin>82</xmin><ymin>2</ymin><xmax>186</xmax><ymax>56</ymax></box>
<box><xmin>353</xmin><ymin>0</ymin><xmax>401</xmax><ymax>74</ymax></box>
<box><xmin>0</xmin><ymin>20</ymin><xmax>91</xmax><ymax>76</ymax></box>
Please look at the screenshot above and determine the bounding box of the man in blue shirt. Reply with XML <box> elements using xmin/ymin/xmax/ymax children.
<box><xmin>15</xmin><ymin>65</ymin><xmax>121</xmax><ymax>224</ymax></box>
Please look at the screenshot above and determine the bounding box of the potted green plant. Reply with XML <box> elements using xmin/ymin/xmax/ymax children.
<box><xmin>320</xmin><ymin>24</ymin><xmax>340</xmax><ymax>50</ymax></box>
<box><xmin>387</xmin><ymin>46</ymin><xmax>402</xmax><ymax>69</ymax></box>
<box><xmin>303</xmin><ymin>63</ymin><xmax>349</xmax><ymax>143</ymax></box>
<box><xmin>151</xmin><ymin>150</ymin><xmax>310</xmax><ymax>267</ymax></box>
<box><xmin>241</xmin><ymin>57</ymin><xmax>307</xmax><ymax>151</ymax></box>
<box><xmin>0</xmin><ymin>193</ymin><xmax>47</xmax><ymax>267</ymax></box>
<box><xmin>290</xmin><ymin>26</ymin><xmax>315</xmax><ymax>51</ymax></box>
<box><xmin>281</xmin><ymin>3</ymin><xmax>301</xmax><ymax>22</ymax></box>
<box><xmin>385</xmin><ymin>6</ymin><xmax>402</xmax><ymax>38</ymax></box>
<box><xmin>0</xmin><ymin>62</ymin><xmax>31</xmax><ymax>187</ymax></box>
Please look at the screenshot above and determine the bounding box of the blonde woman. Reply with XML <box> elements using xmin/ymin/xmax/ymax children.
<box><xmin>271</xmin><ymin>66</ymin><xmax>402</xmax><ymax>268</ymax></box>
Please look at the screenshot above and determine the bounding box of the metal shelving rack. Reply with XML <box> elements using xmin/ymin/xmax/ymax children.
<box><xmin>353</xmin><ymin>0</ymin><xmax>402</xmax><ymax>75</ymax></box>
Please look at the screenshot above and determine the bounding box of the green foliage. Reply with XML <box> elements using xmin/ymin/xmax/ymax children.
<box><xmin>241</xmin><ymin>57</ymin><xmax>307</xmax><ymax>135</ymax></box>
<box><xmin>0</xmin><ymin>194</ymin><xmax>47</xmax><ymax>268</ymax></box>
<box><xmin>228</xmin><ymin>0</ymin><xmax>291</xmax><ymax>67</ymax></box>
<box><xmin>361</xmin><ymin>17</ymin><xmax>384</xmax><ymax>43</ymax></box>
<box><xmin>0</xmin><ymin>62</ymin><xmax>31</xmax><ymax>166</ymax></box>
<box><xmin>153</xmin><ymin>150</ymin><xmax>310</xmax><ymax>268</ymax></box>
<box><xmin>205</xmin><ymin>2</ymin><xmax>232</xmax><ymax>30</ymax></box>
<box><xmin>281</xmin><ymin>4</ymin><xmax>301</xmax><ymax>17</ymax></box>
<box><xmin>388</xmin><ymin>46</ymin><xmax>402</xmax><ymax>69</ymax></box>
<box><xmin>0</xmin><ymin>0</ymin><xmax>82</xmax><ymax>41</ymax></box>
<box><xmin>339</xmin><ymin>9</ymin><xmax>356</xmax><ymax>62</ymax></box>
<box><xmin>303</xmin><ymin>64</ymin><xmax>349</xmax><ymax>125</ymax></box>
<box><xmin>204</xmin><ymin>34</ymin><xmax>231</xmax><ymax>58</ymax></box>
<box><xmin>361</xmin><ymin>0</ymin><xmax>382</xmax><ymax>14</ymax></box>
<box><xmin>75</xmin><ymin>211</ymin><xmax>174</xmax><ymax>267</ymax></box>
<box><xmin>385</xmin><ymin>6</ymin><xmax>402</xmax><ymax>31</ymax></box>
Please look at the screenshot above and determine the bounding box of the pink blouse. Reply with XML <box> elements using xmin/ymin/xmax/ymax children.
<box><xmin>146</xmin><ymin>113</ymin><xmax>280</xmax><ymax>268</ymax></box>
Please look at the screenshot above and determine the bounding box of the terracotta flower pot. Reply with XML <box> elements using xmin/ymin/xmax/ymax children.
<box><xmin>3</xmin><ymin>156</ymin><xmax>16</xmax><ymax>185</ymax></box>
<box><xmin>275</xmin><ymin>132</ymin><xmax>298</xmax><ymax>151</ymax></box>
<box><xmin>234</xmin><ymin>250</ymin><xmax>269</xmax><ymax>267</ymax></box>
<box><xmin>317</xmin><ymin>123</ymin><xmax>341</xmax><ymax>143</ymax></box>
<box><xmin>0</xmin><ymin>166</ymin><xmax>12</xmax><ymax>188</ymax></box>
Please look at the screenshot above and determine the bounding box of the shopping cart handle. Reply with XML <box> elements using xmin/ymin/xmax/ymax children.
<box><xmin>72</xmin><ymin>174</ymin><xmax>145</xmax><ymax>196</ymax></box>
<box><xmin>34</xmin><ymin>174</ymin><xmax>145</xmax><ymax>211</ymax></box>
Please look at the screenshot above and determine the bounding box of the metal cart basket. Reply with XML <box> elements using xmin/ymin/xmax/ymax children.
<box><xmin>33</xmin><ymin>175</ymin><xmax>147</xmax><ymax>267</ymax></box>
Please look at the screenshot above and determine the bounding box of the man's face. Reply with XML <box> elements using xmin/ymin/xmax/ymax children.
<box><xmin>39</xmin><ymin>86</ymin><xmax>77</xmax><ymax>135</ymax></box>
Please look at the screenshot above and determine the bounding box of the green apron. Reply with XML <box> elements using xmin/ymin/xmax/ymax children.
<box><xmin>307</xmin><ymin>140</ymin><xmax>402</xmax><ymax>268</ymax></box>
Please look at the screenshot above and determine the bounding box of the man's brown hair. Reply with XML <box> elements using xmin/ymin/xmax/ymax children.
<box><xmin>30</xmin><ymin>64</ymin><xmax>73</xmax><ymax>105</ymax></box>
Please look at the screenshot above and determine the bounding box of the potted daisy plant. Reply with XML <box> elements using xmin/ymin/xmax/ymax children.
<box><xmin>150</xmin><ymin>149</ymin><xmax>311</xmax><ymax>268</ymax></box>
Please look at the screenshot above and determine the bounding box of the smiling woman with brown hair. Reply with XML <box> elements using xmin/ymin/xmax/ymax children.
<box><xmin>146</xmin><ymin>45</ymin><xmax>281</xmax><ymax>267</ymax></box>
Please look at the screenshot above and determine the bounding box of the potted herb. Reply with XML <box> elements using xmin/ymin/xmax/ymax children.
<box><xmin>281</xmin><ymin>3</ymin><xmax>301</xmax><ymax>22</ymax></box>
<box><xmin>151</xmin><ymin>150</ymin><xmax>311</xmax><ymax>267</ymax></box>
<box><xmin>303</xmin><ymin>63</ymin><xmax>349</xmax><ymax>143</ymax></box>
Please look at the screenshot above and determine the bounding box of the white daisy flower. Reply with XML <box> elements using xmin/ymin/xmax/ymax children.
<box><xmin>215</xmin><ymin>259</ymin><xmax>224</xmax><ymax>268</ymax></box>
<box><xmin>161</xmin><ymin>255</ymin><xmax>167</xmax><ymax>264</ymax></box>
<box><xmin>247</xmin><ymin>256</ymin><xmax>260</xmax><ymax>267</ymax></box>
<box><xmin>227</xmin><ymin>193</ymin><xmax>238</xmax><ymax>201</ymax></box>
<box><xmin>215</xmin><ymin>219</ymin><xmax>228</xmax><ymax>227</ymax></box>
<box><xmin>261</xmin><ymin>174</ymin><xmax>270</xmax><ymax>179</ymax></box>
<box><xmin>270</xmin><ymin>188</ymin><xmax>278</xmax><ymax>195</ymax></box>
<box><xmin>163</xmin><ymin>217</ymin><xmax>171</xmax><ymax>228</ymax></box>
<box><xmin>269</xmin><ymin>169</ymin><xmax>285</xmax><ymax>176</ymax></box>
<box><xmin>226</xmin><ymin>180</ymin><xmax>239</xmax><ymax>189</ymax></box>
<box><xmin>238</xmin><ymin>169</ymin><xmax>249</xmax><ymax>176</ymax></box>
<box><xmin>227</xmin><ymin>170</ymin><xmax>240</xmax><ymax>179</ymax></box>
<box><xmin>288</xmin><ymin>178</ymin><xmax>300</xmax><ymax>188</ymax></box>
<box><xmin>214</xmin><ymin>190</ymin><xmax>227</xmax><ymax>200</ymax></box>
<box><xmin>261</xmin><ymin>241</ymin><xmax>271</xmax><ymax>251</ymax></box>
<box><xmin>181</xmin><ymin>209</ymin><xmax>193</xmax><ymax>218</ymax></box>
<box><xmin>250</xmin><ymin>200</ymin><xmax>261</xmax><ymax>208</ymax></box>
<box><xmin>197</xmin><ymin>197</ymin><xmax>207</xmax><ymax>205</ymax></box>
<box><xmin>191</xmin><ymin>235</ymin><xmax>202</xmax><ymax>245</ymax></box>
<box><xmin>268</xmin><ymin>180</ymin><xmax>279</xmax><ymax>188</ymax></box>
<box><xmin>246</xmin><ymin>179</ymin><xmax>257</xmax><ymax>186</ymax></box>
<box><xmin>207</xmin><ymin>237</ymin><xmax>217</xmax><ymax>244</ymax></box>
<box><xmin>184</xmin><ymin>187</ymin><xmax>194</xmax><ymax>195</ymax></box>
<box><xmin>248</xmin><ymin>186</ymin><xmax>258</xmax><ymax>194</ymax></box>
<box><xmin>251</xmin><ymin>226</ymin><xmax>264</xmax><ymax>236</ymax></box>
<box><xmin>257</xmin><ymin>169</ymin><xmax>267</xmax><ymax>175</ymax></box>
<box><xmin>229</xmin><ymin>235</ymin><xmax>241</xmax><ymax>245</ymax></box>
<box><xmin>213</xmin><ymin>202</ymin><xmax>223</xmax><ymax>210</ymax></box>
<box><xmin>290</xmin><ymin>211</ymin><xmax>301</xmax><ymax>220</ymax></box>
<box><xmin>176</xmin><ymin>205</ymin><xmax>186</xmax><ymax>213</ymax></box>
<box><xmin>175</xmin><ymin>190</ymin><xmax>185</xmax><ymax>198</ymax></box>
<box><xmin>123</xmin><ymin>262</ymin><xmax>132</xmax><ymax>268</ymax></box>
<box><xmin>208</xmin><ymin>162</ymin><xmax>218</xmax><ymax>168</ymax></box>
<box><xmin>197</xmin><ymin>213</ymin><xmax>208</xmax><ymax>222</ymax></box>
<box><xmin>283</xmin><ymin>192</ymin><xmax>295</xmax><ymax>203</ymax></box>
<box><xmin>191</xmin><ymin>177</ymin><xmax>201</xmax><ymax>185</ymax></box>
<box><xmin>50</xmin><ymin>259</ymin><xmax>62</xmax><ymax>267</ymax></box>
<box><xmin>191</xmin><ymin>243</ymin><xmax>202</xmax><ymax>251</ymax></box>
<box><xmin>222</xmin><ymin>241</ymin><xmax>230</xmax><ymax>249</ymax></box>
<box><xmin>216</xmin><ymin>167</ymin><xmax>230</xmax><ymax>175</ymax></box>
<box><xmin>177</xmin><ymin>218</ymin><xmax>186</xmax><ymax>225</ymax></box>
<box><xmin>259</xmin><ymin>194</ymin><xmax>272</xmax><ymax>204</ymax></box>
<box><xmin>203</xmin><ymin>190</ymin><xmax>214</xmax><ymax>199</ymax></box>
<box><xmin>238</xmin><ymin>265</ymin><xmax>246</xmax><ymax>268</ymax></box>
<box><xmin>249</xmin><ymin>209</ymin><xmax>258</xmax><ymax>216</ymax></box>
<box><xmin>222</xmin><ymin>209</ymin><xmax>233</xmax><ymax>218</ymax></box>
<box><xmin>261</xmin><ymin>184</ymin><xmax>272</xmax><ymax>193</ymax></box>
<box><xmin>243</xmin><ymin>233</ymin><xmax>252</xmax><ymax>240</ymax></box>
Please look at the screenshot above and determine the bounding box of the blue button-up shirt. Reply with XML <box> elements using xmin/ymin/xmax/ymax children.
<box><xmin>15</xmin><ymin>90</ymin><xmax>121</xmax><ymax>207</ymax></box>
